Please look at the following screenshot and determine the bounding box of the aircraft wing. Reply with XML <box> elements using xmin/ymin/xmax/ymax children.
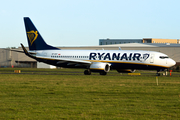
<box><xmin>4</xmin><ymin>49</ymin><xmax>24</xmax><ymax>53</ymax></box>
<box><xmin>5</xmin><ymin>47</ymin><xmax>37</xmax><ymax>55</ymax></box>
<box><xmin>56</xmin><ymin>58</ymin><xmax>91</xmax><ymax>65</ymax></box>
<box><xmin>21</xmin><ymin>43</ymin><xmax>91</xmax><ymax>67</ymax></box>
<box><xmin>36</xmin><ymin>56</ymin><xmax>91</xmax><ymax>67</ymax></box>
<box><xmin>36</xmin><ymin>56</ymin><xmax>91</xmax><ymax>64</ymax></box>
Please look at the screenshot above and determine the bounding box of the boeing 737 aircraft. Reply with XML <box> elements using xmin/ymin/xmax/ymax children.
<box><xmin>20</xmin><ymin>17</ymin><xmax>176</xmax><ymax>75</ymax></box>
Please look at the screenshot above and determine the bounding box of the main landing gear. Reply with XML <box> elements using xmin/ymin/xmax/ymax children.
<box><xmin>99</xmin><ymin>71</ymin><xmax>107</xmax><ymax>75</ymax></box>
<box><xmin>84</xmin><ymin>69</ymin><xmax>107</xmax><ymax>75</ymax></box>
<box><xmin>84</xmin><ymin>70</ymin><xmax>91</xmax><ymax>75</ymax></box>
<box><xmin>156</xmin><ymin>70</ymin><xmax>161</xmax><ymax>76</ymax></box>
<box><xmin>156</xmin><ymin>72</ymin><xmax>160</xmax><ymax>76</ymax></box>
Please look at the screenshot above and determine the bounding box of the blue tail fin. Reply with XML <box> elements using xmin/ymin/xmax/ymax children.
<box><xmin>24</xmin><ymin>17</ymin><xmax>59</xmax><ymax>50</ymax></box>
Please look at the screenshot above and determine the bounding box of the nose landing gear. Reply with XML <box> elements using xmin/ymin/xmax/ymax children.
<box><xmin>156</xmin><ymin>69</ymin><xmax>168</xmax><ymax>76</ymax></box>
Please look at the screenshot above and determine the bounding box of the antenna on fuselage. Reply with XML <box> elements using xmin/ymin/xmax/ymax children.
<box><xmin>119</xmin><ymin>47</ymin><xmax>122</xmax><ymax>50</ymax></box>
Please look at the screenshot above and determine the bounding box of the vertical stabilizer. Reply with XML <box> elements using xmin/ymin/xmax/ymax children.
<box><xmin>24</xmin><ymin>17</ymin><xmax>59</xmax><ymax>50</ymax></box>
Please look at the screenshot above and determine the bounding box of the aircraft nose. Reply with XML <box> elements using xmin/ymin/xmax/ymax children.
<box><xmin>169</xmin><ymin>59</ymin><xmax>176</xmax><ymax>67</ymax></box>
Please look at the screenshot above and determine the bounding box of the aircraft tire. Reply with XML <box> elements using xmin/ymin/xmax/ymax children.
<box><xmin>84</xmin><ymin>70</ymin><xmax>91</xmax><ymax>75</ymax></box>
<box><xmin>100</xmin><ymin>71</ymin><xmax>107</xmax><ymax>75</ymax></box>
<box><xmin>156</xmin><ymin>73</ymin><xmax>161</xmax><ymax>76</ymax></box>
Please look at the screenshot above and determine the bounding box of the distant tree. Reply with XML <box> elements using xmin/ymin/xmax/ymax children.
<box><xmin>6</xmin><ymin>47</ymin><xmax>16</xmax><ymax>49</ymax></box>
<box><xmin>11</xmin><ymin>47</ymin><xmax>16</xmax><ymax>49</ymax></box>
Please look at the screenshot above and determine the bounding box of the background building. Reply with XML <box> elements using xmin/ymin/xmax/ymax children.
<box><xmin>0</xmin><ymin>42</ymin><xmax>180</xmax><ymax>68</ymax></box>
<box><xmin>99</xmin><ymin>38</ymin><xmax>180</xmax><ymax>45</ymax></box>
<box><xmin>143</xmin><ymin>38</ymin><xmax>180</xmax><ymax>44</ymax></box>
<box><xmin>0</xmin><ymin>48</ymin><xmax>36</xmax><ymax>68</ymax></box>
<box><xmin>99</xmin><ymin>39</ymin><xmax>143</xmax><ymax>45</ymax></box>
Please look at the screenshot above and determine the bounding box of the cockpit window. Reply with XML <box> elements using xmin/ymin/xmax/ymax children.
<box><xmin>159</xmin><ymin>56</ymin><xmax>169</xmax><ymax>59</ymax></box>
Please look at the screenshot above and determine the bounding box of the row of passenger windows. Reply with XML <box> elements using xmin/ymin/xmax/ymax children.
<box><xmin>51</xmin><ymin>56</ymin><xmax>89</xmax><ymax>58</ymax></box>
<box><xmin>52</xmin><ymin>55</ymin><xmax>170</xmax><ymax>59</ymax></box>
<box><xmin>51</xmin><ymin>56</ymin><xmax>137</xmax><ymax>59</ymax></box>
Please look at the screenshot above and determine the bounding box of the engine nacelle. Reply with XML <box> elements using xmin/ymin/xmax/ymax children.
<box><xmin>116</xmin><ymin>69</ymin><xmax>136</xmax><ymax>73</ymax></box>
<box><xmin>90</xmin><ymin>62</ymin><xmax>111</xmax><ymax>72</ymax></box>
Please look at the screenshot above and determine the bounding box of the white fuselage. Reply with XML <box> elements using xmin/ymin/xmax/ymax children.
<box><xmin>32</xmin><ymin>49</ymin><xmax>176</xmax><ymax>70</ymax></box>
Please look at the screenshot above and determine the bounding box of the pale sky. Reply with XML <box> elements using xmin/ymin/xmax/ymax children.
<box><xmin>1</xmin><ymin>0</ymin><xmax>180</xmax><ymax>48</ymax></box>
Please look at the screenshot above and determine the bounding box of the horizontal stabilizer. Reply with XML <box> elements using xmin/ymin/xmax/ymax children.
<box><xmin>4</xmin><ymin>49</ymin><xmax>24</xmax><ymax>53</ymax></box>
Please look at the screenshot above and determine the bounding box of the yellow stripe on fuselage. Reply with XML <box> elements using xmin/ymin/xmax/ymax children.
<box><xmin>35</xmin><ymin>56</ymin><xmax>169</xmax><ymax>68</ymax></box>
<box><xmin>85</xmin><ymin>60</ymin><xmax>169</xmax><ymax>68</ymax></box>
<box><xmin>90</xmin><ymin>68</ymin><xmax>104</xmax><ymax>71</ymax></box>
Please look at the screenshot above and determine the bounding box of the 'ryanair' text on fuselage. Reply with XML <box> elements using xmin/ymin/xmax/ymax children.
<box><xmin>89</xmin><ymin>53</ymin><xmax>150</xmax><ymax>61</ymax></box>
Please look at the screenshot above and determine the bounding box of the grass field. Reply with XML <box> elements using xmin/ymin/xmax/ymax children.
<box><xmin>0</xmin><ymin>68</ymin><xmax>180</xmax><ymax>119</ymax></box>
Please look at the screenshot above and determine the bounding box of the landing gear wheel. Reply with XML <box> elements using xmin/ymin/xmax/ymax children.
<box><xmin>156</xmin><ymin>70</ymin><xmax>161</xmax><ymax>76</ymax></box>
<box><xmin>156</xmin><ymin>73</ymin><xmax>160</xmax><ymax>76</ymax></box>
<box><xmin>84</xmin><ymin>70</ymin><xmax>91</xmax><ymax>75</ymax></box>
<box><xmin>100</xmin><ymin>71</ymin><xmax>107</xmax><ymax>75</ymax></box>
<box><xmin>156</xmin><ymin>72</ymin><xmax>160</xmax><ymax>76</ymax></box>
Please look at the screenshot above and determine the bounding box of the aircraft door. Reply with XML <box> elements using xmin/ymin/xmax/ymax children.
<box><xmin>150</xmin><ymin>54</ymin><xmax>154</xmax><ymax>63</ymax></box>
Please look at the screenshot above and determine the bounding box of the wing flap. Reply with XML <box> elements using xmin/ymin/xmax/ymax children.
<box><xmin>20</xmin><ymin>43</ymin><xmax>91</xmax><ymax>66</ymax></box>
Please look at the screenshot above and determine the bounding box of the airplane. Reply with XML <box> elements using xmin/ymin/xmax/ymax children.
<box><xmin>20</xmin><ymin>17</ymin><xmax>176</xmax><ymax>75</ymax></box>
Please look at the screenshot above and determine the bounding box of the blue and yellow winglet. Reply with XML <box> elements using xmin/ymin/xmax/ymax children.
<box><xmin>21</xmin><ymin>43</ymin><xmax>29</xmax><ymax>56</ymax></box>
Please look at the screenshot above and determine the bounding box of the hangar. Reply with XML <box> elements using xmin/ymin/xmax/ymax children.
<box><xmin>0</xmin><ymin>43</ymin><xmax>180</xmax><ymax>68</ymax></box>
<box><xmin>0</xmin><ymin>48</ymin><xmax>36</xmax><ymax>68</ymax></box>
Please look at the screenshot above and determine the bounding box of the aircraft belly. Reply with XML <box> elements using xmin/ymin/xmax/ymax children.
<box><xmin>111</xmin><ymin>62</ymin><xmax>167</xmax><ymax>70</ymax></box>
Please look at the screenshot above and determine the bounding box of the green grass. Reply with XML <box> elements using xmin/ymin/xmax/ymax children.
<box><xmin>0</xmin><ymin>68</ymin><xmax>180</xmax><ymax>119</ymax></box>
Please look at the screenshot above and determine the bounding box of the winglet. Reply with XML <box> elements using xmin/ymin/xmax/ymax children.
<box><xmin>21</xmin><ymin>43</ymin><xmax>29</xmax><ymax>55</ymax></box>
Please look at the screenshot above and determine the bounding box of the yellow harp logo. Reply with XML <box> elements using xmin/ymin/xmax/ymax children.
<box><xmin>27</xmin><ymin>30</ymin><xmax>38</xmax><ymax>45</ymax></box>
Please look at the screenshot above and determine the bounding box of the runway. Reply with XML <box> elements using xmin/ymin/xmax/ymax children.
<box><xmin>0</xmin><ymin>69</ymin><xmax>179</xmax><ymax>76</ymax></box>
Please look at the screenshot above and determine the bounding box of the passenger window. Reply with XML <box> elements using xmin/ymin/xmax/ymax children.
<box><xmin>159</xmin><ymin>56</ymin><xmax>169</xmax><ymax>59</ymax></box>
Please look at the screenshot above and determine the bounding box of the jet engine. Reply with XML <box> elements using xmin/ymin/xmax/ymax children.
<box><xmin>116</xmin><ymin>69</ymin><xmax>136</xmax><ymax>73</ymax></box>
<box><xmin>90</xmin><ymin>62</ymin><xmax>111</xmax><ymax>73</ymax></box>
